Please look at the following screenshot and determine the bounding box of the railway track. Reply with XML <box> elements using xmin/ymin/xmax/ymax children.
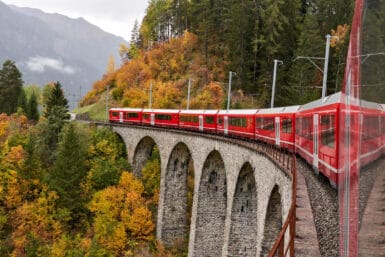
<box><xmin>358</xmin><ymin>157</ymin><xmax>385</xmax><ymax>257</ymax></box>
<box><xmin>298</xmin><ymin>155</ymin><xmax>385</xmax><ymax>257</ymax></box>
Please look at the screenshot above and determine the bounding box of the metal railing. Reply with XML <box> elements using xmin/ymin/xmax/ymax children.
<box><xmin>267</xmin><ymin>152</ymin><xmax>297</xmax><ymax>257</ymax></box>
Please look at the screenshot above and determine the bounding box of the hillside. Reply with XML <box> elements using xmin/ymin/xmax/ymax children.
<box><xmin>0</xmin><ymin>1</ymin><xmax>126</xmax><ymax>108</ymax></box>
<box><xmin>80</xmin><ymin>32</ymin><xmax>227</xmax><ymax>112</ymax></box>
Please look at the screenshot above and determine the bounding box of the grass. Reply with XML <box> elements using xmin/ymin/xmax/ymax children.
<box><xmin>72</xmin><ymin>101</ymin><xmax>108</xmax><ymax>121</ymax></box>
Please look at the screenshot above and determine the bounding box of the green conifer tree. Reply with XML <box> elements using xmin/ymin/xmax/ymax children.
<box><xmin>27</xmin><ymin>92</ymin><xmax>40</xmax><ymax>121</ymax></box>
<box><xmin>35</xmin><ymin>82</ymin><xmax>69</xmax><ymax>167</ymax></box>
<box><xmin>50</xmin><ymin>123</ymin><xmax>88</xmax><ymax>227</ymax></box>
<box><xmin>0</xmin><ymin>60</ymin><xmax>23</xmax><ymax>114</ymax></box>
<box><xmin>17</xmin><ymin>88</ymin><xmax>28</xmax><ymax>114</ymax></box>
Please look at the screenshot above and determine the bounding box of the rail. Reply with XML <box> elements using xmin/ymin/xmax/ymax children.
<box><xmin>85</xmin><ymin>120</ymin><xmax>297</xmax><ymax>256</ymax></box>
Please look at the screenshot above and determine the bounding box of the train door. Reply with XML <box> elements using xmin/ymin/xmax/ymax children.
<box><xmin>119</xmin><ymin>112</ymin><xmax>123</xmax><ymax>123</ymax></box>
<box><xmin>224</xmin><ymin>116</ymin><xmax>229</xmax><ymax>134</ymax></box>
<box><xmin>199</xmin><ymin>115</ymin><xmax>203</xmax><ymax>131</ymax></box>
<box><xmin>275</xmin><ymin>117</ymin><xmax>280</xmax><ymax>146</ymax></box>
<box><xmin>151</xmin><ymin>113</ymin><xmax>155</xmax><ymax>126</ymax></box>
<box><xmin>313</xmin><ymin>114</ymin><xmax>319</xmax><ymax>168</ymax></box>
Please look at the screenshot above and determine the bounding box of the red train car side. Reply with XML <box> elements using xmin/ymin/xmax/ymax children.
<box><xmin>141</xmin><ymin>109</ymin><xmax>180</xmax><ymax>128</ymax></box>
<box><xmin>255</xmin><ymin>106</ymin><xmax>299</xmax><ymax>151</ymax></box>
<box><xmin>109</xmin><ymin>108</ymin><xmax>143</xmax><ymax>124</ymax></box>
<box><xmin>217</xmin><ymin>110</ymin><xmax>257</xmax><ymax>139</ymax></box>
<box><xmin>295</xmin><ymin>93</ymin><xmax>341</xmax><ymax>188</ymax></box>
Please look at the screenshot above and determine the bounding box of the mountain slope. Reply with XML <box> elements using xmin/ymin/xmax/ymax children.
<box><xmin>0</xmin><ymin>1</ymin><xmax>126</xmax><ymax>108</ymax></box>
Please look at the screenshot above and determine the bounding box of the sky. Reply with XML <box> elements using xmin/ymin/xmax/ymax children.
<box><xmin>1</xmin><ymin>0</ymin><xmax>148</xmax><ymax>41</ymax></box>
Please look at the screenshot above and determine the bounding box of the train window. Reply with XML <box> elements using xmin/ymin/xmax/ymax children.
<box><xmin>155</xmin><ymin>114</ymin><xmax>172</xmax><ymax>121</ymax></box>
<box><xmin>180</xmin><ymin>115</ymin><xmax>199</xmax><ymax>123</ymax></box>
<box><xmin>128</xmin><ymin>113</ymin><xmax>139</xmax><ymax>118</ymax></box>
<box><xmin>205</xmin><ymin>116</ymin><xmax>215</xmax><ymax>124</ymax></box>
<box><xmin>321</xmin><ymin>130</ymin><xmax>335</xmax><ymax>147</ymax></box>
<box><xmin>320</xmin><ymin>115</ymin><xmax>335</xmax><ymax>148</ymax></box>
<box><xmin>256</xmin><ymin>117</ymin><xmax>274</xmax><ymax>131</ymax></box>
<box><xmin>229</xmin><ymin>117</ymin><xmax>247</xmax><ymax>127</ymax></box>
<box><xmin>362</xmin><ymin>116</ymin><xmax>380</xmax><ymax>140</ymax></box>
<box><xmin>300</xmin><ymin>116</ymin><xmax>313</xmax><ymax>140</ymax></box>
<box><xmin>282</xmin><ymin>118</ymin><xmax>292</xmax><ymax>134</ymax></box>
<box><xmin>218</xmin><ymin>117</ymin><xmax>223</xmax><ymax>125</ymax></box>
<box><xmin>143</xmin><ymin>114</ymin><xmax>149</xmax><ymax>120</ymax></box>
<box><xmin>112</xmin><ymin>112</ymin><xmax>118</xmax><ymax>117</ymax></box>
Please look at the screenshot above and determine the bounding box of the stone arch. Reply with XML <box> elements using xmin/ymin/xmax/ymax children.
<box><xmin>161</xmin><ymin>142</ymin><xmax>194</xmax><ymax>248</ymax></box>
<box><xmin>194</xmin><ymin>150</ymin><xmax>227</xmax><ymax>257</ymax></box>
<box><xmin>260</xmin><ymin>185</ymin><xmax>282</xmax><ymax>257</ymax></box>
<box><xmin>113</xmin><ymin>132</ymin><xmax>128</xmax><ymax>161</ymax></box>
<box><xmin>132</xmin><ymin>136</ymin><xmax>157</xmax><ymax>177</ymax></box>
<box><xmin>228</xmin><ymin>162</ymin><xmax>258</xmax><ymax>257</ymax></box>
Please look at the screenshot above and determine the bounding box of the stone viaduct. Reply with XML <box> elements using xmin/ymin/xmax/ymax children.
<box><xmin>98</xmin><ymin>123</ymin><xmax>293</xmax><ymax>257</ymax></box>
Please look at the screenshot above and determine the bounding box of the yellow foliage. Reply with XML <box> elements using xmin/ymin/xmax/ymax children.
<box><xmin>128</xmin><ymin>206</ymin><xmax>155</xmax><ymax>240</ymax></box>
<box><xmin>107</xmin><ymin>55</ymin><xmax>116</xmax><ymax>74</ymax></box>
<box><xmin>4</xmin><ymin>170</ymin><xmax>22</xmax><ymax>209</ymax></box>
<box><xmin>331</xmin><ymin>24</ymin><xmax>350</xmax><ymax>50</ymax></box>
<box><xmin>89</xmin><ymin>172</ymin><xmax>154</xmax><ymax>255</ymax></box>
<box><xmin>119</xmin><ymin>172</ymin><xmax>144</xmax><ymax>195</ymax></box>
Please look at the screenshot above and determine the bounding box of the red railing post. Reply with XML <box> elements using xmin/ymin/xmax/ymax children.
<box><xmin>267</xmin><ymin>154</ymin><xmax>296</xmax><ymax>257</ymax></box>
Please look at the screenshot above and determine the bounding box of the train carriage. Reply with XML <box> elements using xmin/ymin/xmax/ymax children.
<box><xmin>217</xmin><ymin>110</ymin><xmax>257</xmax><ymax>139</ymax></box>
<box><xmin>179</xmin><ymin>110</ymin><xmax>202</xmax><ymax>131</ymax></box>
<box><xmin>202</xmin><ymin>110</ymin><xmax>220</xmax><ymax>132</ymax></box>
<box><xmin>141</xmin><ymin>109</ymin><xmax>180</xmax><ymax>128</ymax></box>
<box><xmin>109</xmin><ymin>108</ymin><xmax>143</xmax><ymax>124</ymax></box>
<box><xmin>178</xmin><ymin>110</ymin><xmax>219</xmax><ymax>132</ymax></box>
<box><xmin>295</xmin><ymin>93</ymin><xmax>341</xmax><ymax>187</ymax></box>
<box><xmin>255</xmin><ymin>106</ymin><xmax>299</xmax><ymax>150</ymax></box>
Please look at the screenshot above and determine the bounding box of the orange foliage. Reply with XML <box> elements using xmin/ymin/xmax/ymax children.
<box><xmin>2</xmin><ymin>145</ymin><xmax>24</xmax><ymax>171</ymax></box>
<box><xmin>80</xmin><ymin>32</ymin><xmax>225</xmax><ymax>109</ymax></box>
<box><xmin>11</xmin><ymin>189</ymin><xmax>62</xmax><ymax>256</ymax></box>
<box><xmin>0</xmin><ymin>113</ymin><xmax>10</xmax><ymax>147</ymax></box>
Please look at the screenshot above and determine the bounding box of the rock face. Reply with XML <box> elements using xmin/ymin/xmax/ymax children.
<box><xmin>0</xmin><ymin>1</ymin><xmax>126</xmax><ymax>108</ymax></box>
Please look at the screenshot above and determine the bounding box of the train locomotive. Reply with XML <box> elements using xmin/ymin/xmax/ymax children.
<box><xmin>109</xmin><ymin>91</ymin><xmax>385</xmax><ymax>188</ymax></box>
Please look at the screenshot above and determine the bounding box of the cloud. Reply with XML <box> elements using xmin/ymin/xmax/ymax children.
<box><xmin>26</xmin><ymin>56</ymin><xmax>76</xmax><ymax>74</ymax></box>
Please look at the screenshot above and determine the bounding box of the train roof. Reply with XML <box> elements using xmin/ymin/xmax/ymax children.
<box><xmin>359</xmin><ymin>99</ymin><xmax>384</xmax><ymax>110</ymax></box>
<box><xmin>142</xmin><ymin>109</ymin><xmax>180</xmax><ymax>113</ymax></box>
<box><xmin>217</xmin><ymin>109</ymin><xmax>258</xmax><ymax>115</ymax></box>
<box><xmin>299</xmin><ymin>92</ymin><xmax>384</xmax><ymax>111</ymax></box>
<box><xmin>299</xmin><ymin>92</ymin><xmax>342</xmax><ymax>111</ymax></box>
<box><xmin>257</xmin><ymin>105</ymin><xmax>301</xmax><ymax>114</ymax></box>
<box><xmin>110</xmin><ymin>108</ymin><xmax>143</xmax><ymax>111</ymax></box>
<box><xmin>179</xmin><ymin>110</ymin><xmax>219</xmax><ymax>115</ymax></box>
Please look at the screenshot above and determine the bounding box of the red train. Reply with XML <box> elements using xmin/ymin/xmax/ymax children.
<box><xmin>109</xmin><ymin>92</ymin><xmax>385</xmax><ymax>188</ymax></box>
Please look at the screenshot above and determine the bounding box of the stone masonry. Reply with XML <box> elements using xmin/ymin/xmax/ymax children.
<box><xmin>194</xmin><ymin>150</ymin><xmax>227</xmax><ymax>256</ymax></box>
<box><xmin>104</xmin><ymin>124</ymin><xmax>292</xmax><ymax>257</ymax></box>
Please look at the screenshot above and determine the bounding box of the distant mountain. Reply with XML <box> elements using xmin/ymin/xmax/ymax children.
<box><xmin>0</xmin><ymin>1</ymin><xmax>127</xmax><ymax>108</ymax></box>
